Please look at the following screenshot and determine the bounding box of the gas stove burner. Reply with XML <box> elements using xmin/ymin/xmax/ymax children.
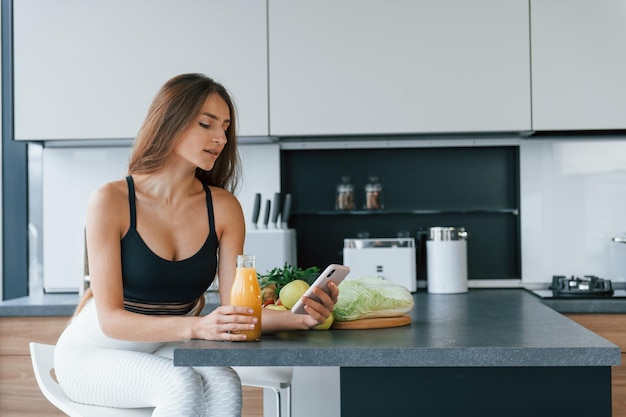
<box><xmin>550</xmin><ymin>275</ymin><xmax>614</xmax><ymax>298</ymax></box>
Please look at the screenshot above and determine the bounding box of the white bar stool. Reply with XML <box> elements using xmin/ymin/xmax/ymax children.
<box><xmin>31</xmin><ymin>342</ymin><xmax>293</xmax><ymax>417</ymax></box>
<box><xmin>30</xmin><ymin>342</ymin><xmax>154</xmax><ymax>417</ymax></box>
<box><xmin>234</xmin><ymin>366</ymin><xmax>293</xmax><ymax>417</ymax></box>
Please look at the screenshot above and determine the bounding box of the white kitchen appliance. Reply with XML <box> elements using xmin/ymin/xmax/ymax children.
<box><xmin>343</xmin><ymin>237</ymin><xmax>417</xmax><ymax>292</ymax></box>
<box><xmin>427</xmin><ymin>227</ymin><xmax>468</xmax><ymax>294</ymax></box>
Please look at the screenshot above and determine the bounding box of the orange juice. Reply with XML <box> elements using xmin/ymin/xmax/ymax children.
<box><xmin>230</xmin><ymin>255</ymin><xmax>262</xmax><ymax>341</ymax></box>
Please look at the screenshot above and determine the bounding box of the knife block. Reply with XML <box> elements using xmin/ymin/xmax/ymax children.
<box><xmin>244</xmin><ymin>228</ymin><xmax>298</xmax><ymax>275</ymax></box>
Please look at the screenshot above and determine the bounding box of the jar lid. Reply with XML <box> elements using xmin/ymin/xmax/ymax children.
<box><xmin>365</xmin><ymin>183</ymin><xmax>382</xmax><ymax>192</ymax></box>
<box><xmin>365</xmin><ymin>176</ymin><xmax>382</xmax><ymax>191</ymax></box>
<box><xmin>429</xmin><ymin>227</ymin><xmax>468</xmax><ymax>241</ymax></box>
<box><xmin>337</xmin><ymin>183</ymin><xmax>354</xmax><ymax>192</ymax></box>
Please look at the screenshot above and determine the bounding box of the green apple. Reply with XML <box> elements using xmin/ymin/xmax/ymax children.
<box><xmin>279</xmin><ymin>280</ymin><xmax>310</xmax><ymax>309</ymax></box>
<box><xmin>265</xmin><ymin>304</ymin><xmax>288</xmax><ymax>311</ymax></box>
<box><xmin>313</xmin><ymin>312</ymin><xmax>335</xmax><ymax>330</ymax></box>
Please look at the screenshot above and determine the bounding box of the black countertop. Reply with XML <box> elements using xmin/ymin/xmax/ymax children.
<box><xmin>529</xmin><ymin>289</ymin><xmax>626</xmax><ymax>313</ymax></box>
<box><xmin>174</xmin><ymin>289</ymin><xmax>621</xmax><ymax>368</ymax></box>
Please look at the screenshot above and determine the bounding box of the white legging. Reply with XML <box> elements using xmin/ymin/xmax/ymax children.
<box><xmin>54</xmin><ymin>300</ymin><xmax>241</xmax><ymax>417</ymax></box>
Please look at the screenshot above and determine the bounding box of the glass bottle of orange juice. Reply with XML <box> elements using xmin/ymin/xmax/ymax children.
<box><xmin>230</xmin><ymin>254</ymin><xmax>262</xmax><ymax>341</ymax></box>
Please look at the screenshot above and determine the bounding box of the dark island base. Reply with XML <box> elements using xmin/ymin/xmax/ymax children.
<box><xmin>341</xmin><ymin>367</ymin><xmax>611</xmax><ymax>417</ymax></box>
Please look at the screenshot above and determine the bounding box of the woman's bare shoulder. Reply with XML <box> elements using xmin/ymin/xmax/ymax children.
<box><xmin>208</xmin><ymin>186</ymin><xmax>244</xmax><ymax>223</ymax></box>
<box><xmin>90</xmin><ymin>179</ymin><xmax>129</xmax><ymax>206</ymax></box>
<box><xmin>86</xmin><ymin>179</ymin><xmax>130</xmax><ymax>227</ymax></box>
<box><xmin>83</xmin><ymin>179</ymin><xmax>131</xmax><ymax>239</ymax></box>
<box><xmin>208</xmin><ymin>186</ymin><xmax>241</xmax><ymax>207</ymax></box>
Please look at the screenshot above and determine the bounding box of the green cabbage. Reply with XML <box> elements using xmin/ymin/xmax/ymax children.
<box><xmin>334</xmin><ymin>276</ymin><xmax>414</xmax><ymax>321</ymax></box>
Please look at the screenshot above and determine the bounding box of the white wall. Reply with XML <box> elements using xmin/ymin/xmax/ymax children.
<box><xmin>42</xmin><ymin>147</ymin><xmax>131</xmax><ymax>292</ymax></box>
<box><xmin>237</xmin><ymin>143</ymin><xmax>281</xmax><ymax>229</ymax></box>
<box><xmin>520</xmin><ymin>138</ymin><xmax>626</xmax><ymax>284</ymax></box>
<box><xmin>260</xmin><ymin>367</ymin><xmax>341</xmax><ymax>417</ymax></box>
<box><xmin>292</xmin><ymin>367</ymin><xmax>340</xmax><ymax>417</ymax></box>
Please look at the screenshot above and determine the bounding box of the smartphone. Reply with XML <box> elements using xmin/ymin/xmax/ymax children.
<box><xmin>291</xmin><ymin>264</ymin><xmax>350</xmax><ymax>314</ymax></box>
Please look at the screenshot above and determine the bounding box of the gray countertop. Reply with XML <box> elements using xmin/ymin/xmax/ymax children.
<box><xmin>0</xmin><ymin>293</ymin><xmax>79</xmax><ymax>316</ymax></box>
<box><xmin>4</xmin><ymin>288</ymin><xmax>626</xmax><ymax>316</ymax></box>
<box><xmin>2</xmin><ymin>289</ymin><xmax>621</xmax><ymax>367</ymax></box>
<box><xmin>0</xmin><ymin>291</ymin><xmax>222</xmax><ymax>317</ymax></box>
<box><xmin>174</xmin><ymin>289</ymin><xmax>621</xmax><ymax>368</ymax></box>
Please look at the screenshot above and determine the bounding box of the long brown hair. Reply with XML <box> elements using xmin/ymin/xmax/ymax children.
<box><xmin>128</xmin><ymin>73</ymin><xmax>241</xmax><ymax>193</ymax></box>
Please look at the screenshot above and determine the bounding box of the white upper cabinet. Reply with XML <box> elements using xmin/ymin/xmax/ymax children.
<box><xmin>13</xmin><ymin>0</ymin><xmax>268</xmax><ymax>140</ymax></box>
<box><xmin>531</xmin><ymin>0</ymin><xmax>626</xmax><ymax>131</ymax></box>
<box><xmin>268</xmin><ymin>0</ymin><xmax>531</xmax><ymax>136</ymax></box>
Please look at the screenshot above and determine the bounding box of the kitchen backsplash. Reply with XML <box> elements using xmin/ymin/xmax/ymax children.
<box><xmin>36</xmin><ymin>137</ymin><xmax>626</xmax><ymax>292</ymax></box>
<box><xmin>520</xmin><ymin>139</ymin><xmax>626</xmax><ymax>285</ymax></box>
<box><xmin>281</xmin><ymin>145</ymin><xmax>520</xmax><ymax>281</ymax></box>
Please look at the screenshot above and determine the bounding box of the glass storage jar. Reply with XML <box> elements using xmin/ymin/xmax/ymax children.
<box><xmin>364</xmin><ymin>176</ymin><xmax>383</xmax><ymax>210</ymax></box>
<box><xmin>336</xmin><ymin>176</ymin><xmax>355</xmax><ymax>210</ymax></box>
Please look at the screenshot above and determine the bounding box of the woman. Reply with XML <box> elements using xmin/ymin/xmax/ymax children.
<box><xmin>54</xmin><ymin>73</ymin><xmax>339</xmax><ymax>416</ymax></box>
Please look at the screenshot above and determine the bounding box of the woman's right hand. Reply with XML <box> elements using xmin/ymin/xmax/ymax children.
<box><xmin>193</xmin><ymin>305</ymin><xmax>258</xmax><ymax>341</ymax></box>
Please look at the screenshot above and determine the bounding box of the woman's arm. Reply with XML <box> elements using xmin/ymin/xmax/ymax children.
<box><xmin>260</xmin><ymin>282</ymin><xmax>339</xmax><ymax>332</ymax></box>
<box><xmin>212</xmin><ymin>187</ymin><xmax>246</xmax><ymax>307</ymax></box>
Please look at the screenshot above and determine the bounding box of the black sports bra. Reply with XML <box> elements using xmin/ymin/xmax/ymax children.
<box><xmin>121</xmin><ymin>176</ymin><xmax>218</xmax><ymax>315</ymax></box>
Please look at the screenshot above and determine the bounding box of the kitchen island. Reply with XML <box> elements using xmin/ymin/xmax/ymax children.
<box><xmin>174</xmin><ymin>289</ymin><xmax>620</xmax><ymax>417</ymax></box>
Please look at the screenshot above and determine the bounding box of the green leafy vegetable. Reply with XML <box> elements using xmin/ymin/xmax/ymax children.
<box><xmin>334</xmin><ymin>276</ymin><xmax>414</xmax><ymax>321</ymax></box>
<box><xmin>257</xmin><ymin>263</ymin><xmax>320</xmax><ymax>297</ymax></box>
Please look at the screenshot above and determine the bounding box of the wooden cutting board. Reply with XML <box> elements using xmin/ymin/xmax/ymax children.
<box><xmin>331</xmin><ymin>315</ymin><xmax>411</xmax><ymax>330</ymax></box>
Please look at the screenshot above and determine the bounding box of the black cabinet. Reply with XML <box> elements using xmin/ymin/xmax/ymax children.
<box><xmin>281</xmin><ymin>145</ymin><xmax>520</xmax><ymax>281</ymax></box>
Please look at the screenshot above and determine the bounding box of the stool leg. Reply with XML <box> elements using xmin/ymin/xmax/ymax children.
<box><xmin>284</xmin><ymin>386</ymin><xmax>291</xmax><ymax>417</ymax></box>
<box><xmin>271</xmin><ymin>388</ymin><xmax>281</xmax><ymax>417</ymax></box>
